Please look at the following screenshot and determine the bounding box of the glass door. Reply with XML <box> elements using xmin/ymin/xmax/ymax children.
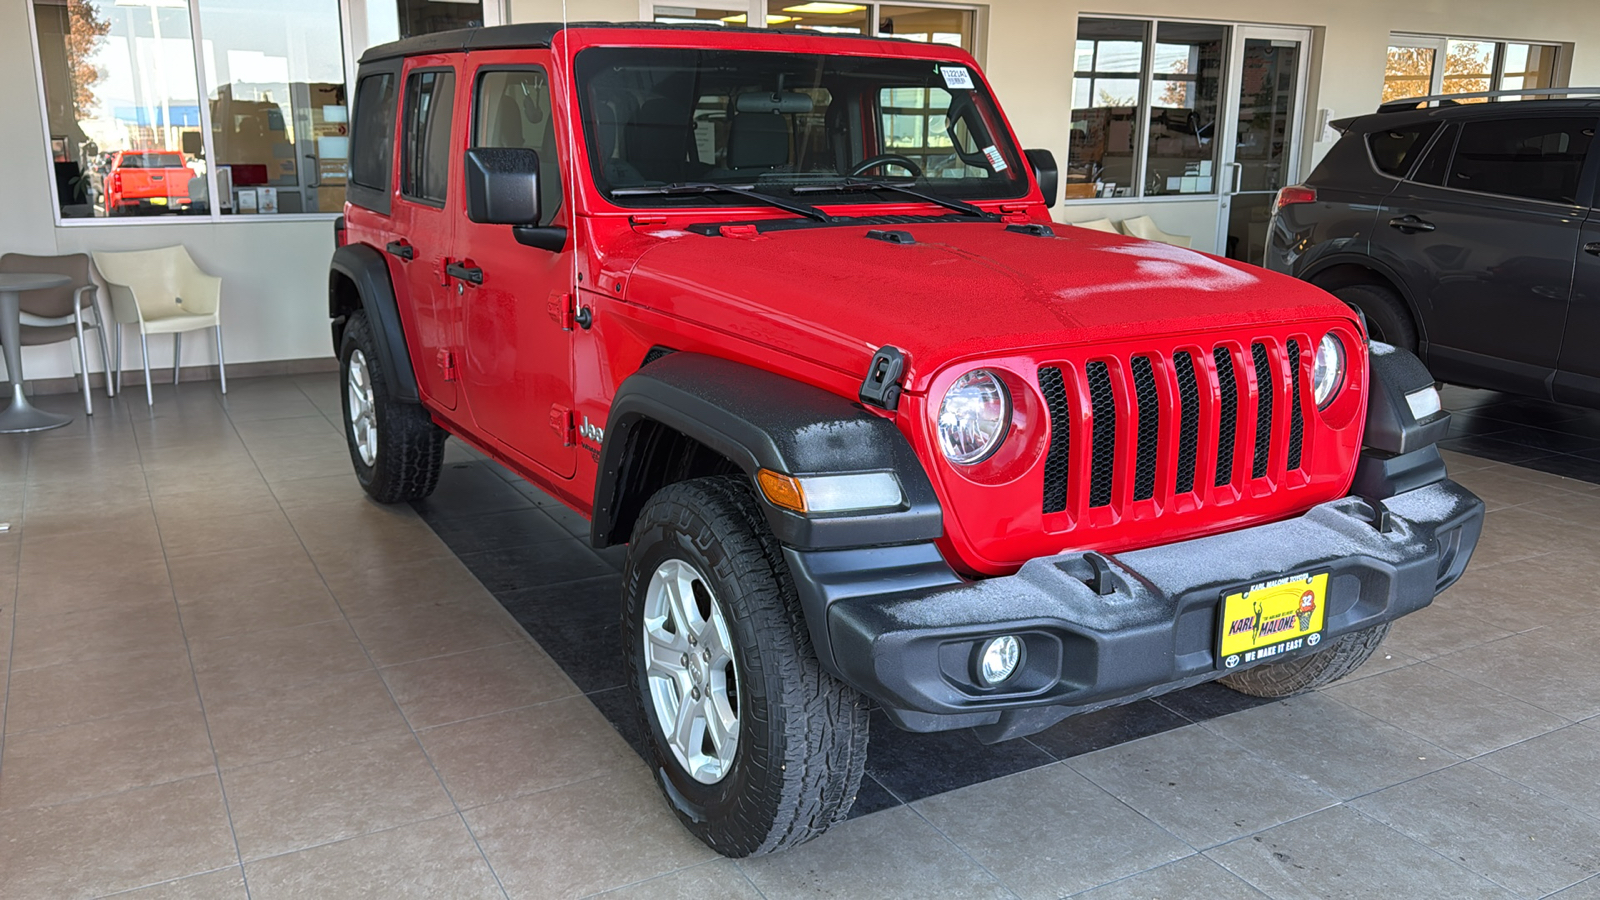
<box><xmin>1217</xmin><ymin>26</ymin><xmax>1310</xmax><ymax>265</ymax></box>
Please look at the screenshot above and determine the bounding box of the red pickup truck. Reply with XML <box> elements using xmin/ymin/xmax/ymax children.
<box><xmin>103</xmin><ymin>150</ymin><xmax>194</xmax><ymax>214</ymax></box>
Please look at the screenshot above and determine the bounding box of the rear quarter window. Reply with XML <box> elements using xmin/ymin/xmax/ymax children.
<box><xmin>1446</xmin><ymin>115</ymin><xmax>1596</xmax><ymax>204</ymax></box>
<box><xmin>351</xmin><ymin>73</ymin><xmax>398</xmax><ymax>192</ymax></box>
<box><xmin>1367</xmin><ymin>122</ymin><xmax>1440</xmax><ymax>177</ymax></box>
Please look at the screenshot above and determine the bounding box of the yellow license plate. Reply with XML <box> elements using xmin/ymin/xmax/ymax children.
<box><xmin>149</xmin><ymin>197</ymin><xmax>168</xmax><ymax>205</ymax></box>
<box><xmin>1217</xmin><ymin>571</ymin><xmax>1327</xmax><ymax>670</ymax></box>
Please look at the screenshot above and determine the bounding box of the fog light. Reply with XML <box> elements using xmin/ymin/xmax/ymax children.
<box><xmin>976</xmin><ymin>636</ymin><xmax>1022</xmax><ymax>687</ymax></box>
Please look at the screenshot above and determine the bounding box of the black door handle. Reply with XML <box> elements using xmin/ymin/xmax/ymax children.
<box><xmin>1585</xmin><ymin>242</ymin><xmax>1600</xmax><ymax>256</ymax></box>
<box><xmin>1388</xmin><ymin>215</ymin><xmax>1436</xmax><ymax>234</ymax></box>
<box><xmin>385</xmin><ymin>240</ymin><xmax>413</xmax><ymax>260</ymax></box>
<box><xmin>445</xmin><ymin>261</ymin><xmax>484</xmax><ymax>285</ymax></box>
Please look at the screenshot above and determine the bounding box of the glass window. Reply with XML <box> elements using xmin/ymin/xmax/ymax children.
<box><xmin>1071</xmin><ymin>17</ymin><xmax>1147</xmax><ymax>198</ymax></box>
<box><xmin>878</xmin><ymin>6</ymin><xmax>975</xmax><ymax>51</ymax></box>
<box><xmin>474</xmin><ymin>69</ymin><xmax>561</xmax><ymax>225</ymax></box>
<box><xmin>1410</xmin><ymin>124</ymin><xmax>1455</xmax><ymax>185</ymax></box>
<box><xmin>650</xmin><ymin>6</ymin><xmax>737</xmax><ymax>26</ymax></box>
<box><xmin>1502</xmin><ymin>43</ymin><xmax>1560</xmax><ymax>96</ymax></box>
<box><xmin>32</xmin><ymin>0</ymin><xmax>206</xmax><ymax>218</ymax></box>
<box><xmin>574</xmin><ymin>47</ymin><xmax>1027</xmax><ymax>206</ymax></box>
<box><xmin>1145</xmin><ymin>23</ymin><xmax>1225</xmax><ymax>197</ymax></box>
<box><xmin>198</xmin><ymin>0</ymin><xmax>348</xmax><ymax>215</ymax></box>
<box><xmin>1384</xmin><ymin>45</ymin><xmax>1437</xmax><ymax>104</ymax></box>
<box><xmin>1447</xmin><ymin>116</ymin><xmax>1595</xmax><ymax>204</ymax></box>
<box><xmin>768</xmin><ymin>1</ymin><xmax>867</xmax><ymax>34</ymax></box>
<box><xmin>1368</xmin><ymin>123</ymin><xmax>1441</xmax><ymax>177</ymax></box>
<box><xmin>350</xmin><ymin>73</ymin><xmax>397</xmax><ymax>192</ymax></box>
<box><xmin>403</xmin><ymin>70</ymin><xmax>455</xmax><ymax>204</ymax></box>
<box><xmin>1442</xmin><ymin>40</ymin><xmax>1495</xmax><ymax>100</ymax></box>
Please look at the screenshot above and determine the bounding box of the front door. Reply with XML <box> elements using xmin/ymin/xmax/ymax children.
<box><xmin>456</xmin><ymin>55</ymin><xmax>577</xmax><ymax>479</ymax></box>
<box><xmin>1372</xmin><ymin>112</ymin><xmax>1595</xmax><ymax>396</ymax></box>
<box><xmin>1217</xmin><ymin>27</ymin><xmax>1311</xmax><ymax>265</ymax></box>
<box><xmin>1553</xmin><ymin>188</ymin><xmax>1600</xmax><ymax>406</ymax></box>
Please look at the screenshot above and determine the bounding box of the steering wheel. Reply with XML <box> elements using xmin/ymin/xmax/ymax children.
<box><xmin>848</xmin><ymin>154</ymin><xmax>923</xmax><ymax>178</ymax></box>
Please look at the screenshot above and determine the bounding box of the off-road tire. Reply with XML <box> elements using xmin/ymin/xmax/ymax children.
<box><xmin>1330</xmin><ymin>284</ymin><xmax>1417</xmax><ymax>352</ymax></box>
<box><xmin>623</xmin><ymin>475</ymin><xmax>869</xmax><ymax>857</ymax></box>
<box><xmin>338</xmin><ymin>311</ymin><xmax>446</xmax><ymax>503</ymax></box>
<box><xmin>1220</xmin><ymin>622</ymin><xmax>1392</xmax><ymax>697</ymax></box>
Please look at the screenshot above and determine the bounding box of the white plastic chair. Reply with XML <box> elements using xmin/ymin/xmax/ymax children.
<box><xmin>92</xmin><ymin>246</ymin><xmax>227</xmax><ymax>405</ymax></box>
<box><xmin>1117</xmin><ymin>215</ymin><xmax>1193</xmax><ymax>248</ymax></box>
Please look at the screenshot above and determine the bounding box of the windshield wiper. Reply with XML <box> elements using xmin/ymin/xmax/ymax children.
<box><xmin>610</xmin><ymin>182</ymin><xmax>831</xmax><ymax>223</ymax></box>
<box><xmin>790</xmin><ymin>180</ymin><xmax>996</xmax><ymax>219</ymax></box>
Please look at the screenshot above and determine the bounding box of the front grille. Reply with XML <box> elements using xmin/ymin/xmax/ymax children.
<box><xmin>1086</xmin><ymin>361</ymin><xmax>1116</xmax><ymax>508</ymax></box>
<box><xmin>1037</xmin><ymin>335</ymin><xmax>1311</xmax><ymax>522</ymax></box>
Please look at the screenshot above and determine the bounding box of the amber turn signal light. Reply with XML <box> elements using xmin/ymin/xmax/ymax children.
<box><xmin>756</xmin><ymin>468</ymin><xmax>806</xmax><ymax>513</ymax></box>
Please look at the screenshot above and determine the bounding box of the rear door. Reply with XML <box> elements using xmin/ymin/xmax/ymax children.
<box><xmin>455</xmin><ymin>54</ymin><xmax>576</xmax><ymax>479</ymax></box>
<box><xmin>1370</xmin><ymin>112</ymin><xmax>1596</xmax><ymax>396</ymax></box>
<box><xmin>1556</xmin><ymin>184</ymin><xmax>1600</xmax><ymax>406</ymax></box>
<box><xmin>391</xmin><ymin>59</ymin><xmax>462</xmax><ymax>410</ymax></box>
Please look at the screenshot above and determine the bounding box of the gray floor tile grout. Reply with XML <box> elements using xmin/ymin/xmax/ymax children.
<box><xmin>0</xmin><ymin>446</ymin><xmax>23</xmax><ymax>779</ymax></box>
<box><xmin>87</xmin><ymin>864</ymin><xmax>247</xmax><ymax>899</ymax></box>
<box><xmin>896</xmin><ymin>794</ymin><xmax>1027</xmax><ymax>899</ymax></box>
<box><xmin>128</xmin><ymin>406</ymin><xmax>258</xmax><ymax>900</ymax></box>
<box><xmin>250</xmin><ymin>375</ymin><xmax>516</xmax><ymax>900</ymax></box>
<box><xmin>1333</xmin><ymin>801</ymin><xmax>1535</xmax><ymax>899</ymax></box>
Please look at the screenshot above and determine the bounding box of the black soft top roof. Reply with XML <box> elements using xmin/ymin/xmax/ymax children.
<box><xmin>357</xmin><ymin>20</ymin><xmax>897</xmax><ymax>65</ymax></box>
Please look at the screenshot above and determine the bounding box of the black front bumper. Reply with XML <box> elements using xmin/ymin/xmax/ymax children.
<box><xmin>786</xmin><ymin>478</ymin><xmax>1483</xmax><ymax>743</ymax></box>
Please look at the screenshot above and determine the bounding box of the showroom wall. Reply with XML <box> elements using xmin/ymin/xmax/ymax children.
<box><xmin>4</xmin><ymin>0</ymin><xmax>1600</xmax><ymax>385</ymax></box>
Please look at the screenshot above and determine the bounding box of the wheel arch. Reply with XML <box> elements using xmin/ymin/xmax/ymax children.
<box><xmin>1302</xmin><ymin>256</ymin><xmax>1428</xmax><ymax>348</ymax></box>
<box><xmin>330</xmin><ymin>242</ymin><xmax>419</xmax><ymax>404</ymax></box>
<box><xmin>592</xmin><ymin>353</ymin><xmax>943</xmax><ymax>552</ymax></box>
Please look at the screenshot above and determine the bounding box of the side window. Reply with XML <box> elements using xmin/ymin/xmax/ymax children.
<box><xmin>1447</xmin><ymin>116</ymin><xmax>1596</xmax><ymax>204</ymax></box>
<box><xmin>1368</xmin><ymin>122</ymin><xmax>1440</xmax><ymax>178</ymax></box>
<box><xmin>878</xmin><ymin>86</ymin><xmax>989</xmax><ymax>180</ymax></box>
<box><xmin>1409</xmin><ymin>123</ymin><xmax>1455</xmax><ymax>186</ymax></box>
<box><xmin>474</xmin><ymin>69</ymin><xmax>561</xmax><ymax>226</ymax></box>
<box><xmin>349</xmin><ymin>72</ymin><xmax>397</xmax><ymax>209</ymax></box>
<box><xmin>402</xmin><ymin>69</ymin><xmax>456</xmax><ymax>204</ymax></box>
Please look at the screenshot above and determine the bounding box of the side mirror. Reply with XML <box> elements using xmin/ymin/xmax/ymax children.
<box><xmin>464</xmin><ymin>147</ymin><xmax>541</xmax><ymax>225</ymax></box>
<box><xmin>1024</xmin><ymin>148</ymin><xmax>1058</xmax><ymax>209</ymax></box>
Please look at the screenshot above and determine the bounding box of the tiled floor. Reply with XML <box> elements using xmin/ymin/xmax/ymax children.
<box><xmin>2</xmin><ymin>375</ymin><xmax>1599</xmax><ymax>899</ymax></box>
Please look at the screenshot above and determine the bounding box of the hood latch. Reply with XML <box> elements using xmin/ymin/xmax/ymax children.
<box><xmin>859</xmin><ymin>345</ymin><xmax>907</xmax><ymax>411</ymax></box>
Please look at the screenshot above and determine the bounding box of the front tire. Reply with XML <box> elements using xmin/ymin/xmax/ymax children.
<box><xmin>1219</xmin><ymin>622</ymin><xmax>1391</xmax><ymax>697</ymax></box>
<box><xmin>1330</xmin><ymin>284</ymin><xmax>1417</xmax><ymax>352</ymax></box>
<box><xmin>338</xmin><ymin>311</ymin><xmax>446</xmax><ymax>503</ymax></box>
<box><xmin>623</xmin><ymin>476</ymin><xmax>869</xmax><ymax>857</ymax></box>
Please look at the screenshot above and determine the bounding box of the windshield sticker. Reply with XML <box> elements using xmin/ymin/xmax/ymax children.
<box><xmin>983</xmin><ymin>145</ymin><xmax>1008</xmax><ymax>171</ymax></box>
<box><xmin>939</xmin><ymin>66</ymin><xmax>974</xmax><ymax>90</ymax></box>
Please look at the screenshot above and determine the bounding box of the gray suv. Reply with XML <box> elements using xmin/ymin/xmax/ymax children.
<box><xmin>1266</xmin><ymin>89</ymin><xmax>1600</xmax><ymax>408</ymax></box>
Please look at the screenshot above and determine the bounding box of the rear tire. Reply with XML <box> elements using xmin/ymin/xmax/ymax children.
<box><xmin>338</xmin><ymin>311</ymin><xmax>446</xmax><ymax>503</ymax></box>
<box><xmin>1219</xmin><ymin>622</ymin><xmax>1391</xmax><ymax>697</ymax></box>
<box><xmin>623</xmin><ymin>475</ymin><xmax>869</xmax><ymax>857</ymax></box>
<box><xmin>1330</xmin><ymin>284</ymin><xmax>1417</xmax><ymax>352</ymax></box>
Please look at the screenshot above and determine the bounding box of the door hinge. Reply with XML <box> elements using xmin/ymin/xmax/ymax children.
<box><xmin>549</xmin><ymin>404</ymin><xmax>575</xmax><ymax>446</ymax></box>
<box><xmin>436</xmin><ymin>349</ymin><xmax>456</xmax><ymax>382</ymax></box>
<box><xmin>547</xmin><ymin>292</ymin><xmax>575</xmax><ymax>331</ymax></box>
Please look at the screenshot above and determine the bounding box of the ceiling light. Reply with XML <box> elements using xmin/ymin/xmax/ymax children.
<box><xmin>720</xmin><ymin>13</ymin><xmax>800</xmax><ymax>23</ymax></box>
<box><xmin>783</xmin><ymin>3</ymin><xmax>867</xmax><ymax>13</ymax></box>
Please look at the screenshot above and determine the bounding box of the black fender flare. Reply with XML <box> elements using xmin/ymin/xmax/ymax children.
<box><xmin>592</xmin><ymin>352</ymin><xmax>944</xmax><ymax>552</ymax></box>
<box><xmin>330</xmin><ymin>243</ymin><xmax>419</xmax><ymax>403</ymax></box>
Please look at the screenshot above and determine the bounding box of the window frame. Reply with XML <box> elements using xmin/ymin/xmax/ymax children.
<box><xmin>1386</xmin><ymin>34</ymin><xmax>1565</xmax><ymax>102</ymax></box>
<box><xmin>347</xmin><ymin>60</ymin><xmax>402</xmax><ymax>216</ymax></box>
<box><xmin>470</xmin><ymin>63</ymin><xmax>563</xmax><ymax>226</ymax></box>
<box><xmin>400</xmin><ymin>66</ymin><xmax>458</xmax><ymax>208</ymax></box>
<box><xmin>1068</xmin><ymin>14</ymin><xmax>1235</xmax><ymax>204</ymax></box>
<box><xmin>25</xmin><ymin>0</ymin><xmax>360</xmax><ymax>227</ymax></box>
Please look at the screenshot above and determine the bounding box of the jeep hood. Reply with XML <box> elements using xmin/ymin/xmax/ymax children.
<box><xmin>616</xmin><ymin>219</ymin><xmax>1354</xmax><ymax>393</ymax></box>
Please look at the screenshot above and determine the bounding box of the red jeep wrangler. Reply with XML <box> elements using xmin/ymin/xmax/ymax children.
<box><xmin>329</xmin><ymin>23</ymin><xmax>1485</xmax><ymax>856</ymax></box>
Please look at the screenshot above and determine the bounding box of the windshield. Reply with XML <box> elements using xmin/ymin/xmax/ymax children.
<box><xmin>574</xmin><ymin>47</ymin><xmax>1029</xmax><ymax>209</ymax></box>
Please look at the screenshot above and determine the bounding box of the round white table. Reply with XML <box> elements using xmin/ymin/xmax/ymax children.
<box><xmin>0</xmin><ymin>271</ymin><xmax>74</xmax><ymax>433</ymax></box>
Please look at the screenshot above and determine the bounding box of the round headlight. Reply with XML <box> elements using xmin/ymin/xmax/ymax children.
<box><xmin>1312</xmin><ymin>333</ymin><xmax>1346</xmax><ymax>409</ymax></box>
<box><xmin>937</xmin><ymin>369</ymin><xmax>1011</xmax><ymax>465</ymax></box>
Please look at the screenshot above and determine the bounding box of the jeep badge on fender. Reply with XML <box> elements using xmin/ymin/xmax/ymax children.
<box><xmin>328</xmin><ymin>21</ymin><xmax>1485</xmax><ymax>858</ymax></box>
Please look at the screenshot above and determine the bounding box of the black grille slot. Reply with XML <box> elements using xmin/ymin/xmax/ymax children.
<box><xmin>1174</xmin><ymin>351</ymin><xmax>1200</xmax><ymax>494</ymax></box>
<box><xmin>1213</xmin><ymin>347</ymin><xmax>1238</xmax><ymax>487</ymax></box>
<box><xmin>1038</xmin><ymin>367</ymin><xmax>1072</xmax><ymax>514</ymax></box>
<box><xmin>1251</xmin><ymin>343</ymin><xmax>1274</xmax><ymax>479</ymax></box>
<box><xmin>1086</xmin><ymin>361</ymin><xmax>1116</xmax><ymax>507</ymax></box>
<box><xmin>1286</xmin><ymin>340</ymin><xmax>1305</xmax><ymax>470</ymax></box>
<box><xmin>1130</xmin><ymin>356</ymin><xmax>1159</xmax><ymax>501</ymax></box>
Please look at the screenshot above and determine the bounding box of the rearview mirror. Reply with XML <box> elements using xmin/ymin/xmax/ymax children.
<box><xmin>464</xmin><ymin>147</ymin><xmax>541</xmax><ymax>225</ymax></box>
<box><xmin>735</xmin><ymin>91</ymin><xmax>814</xmax><ymax>114</ymax></box>
<box><xmin>1025</xmin><ymin>148</ymin><xmax>1058</xmax><ymax>209</ymax></box>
